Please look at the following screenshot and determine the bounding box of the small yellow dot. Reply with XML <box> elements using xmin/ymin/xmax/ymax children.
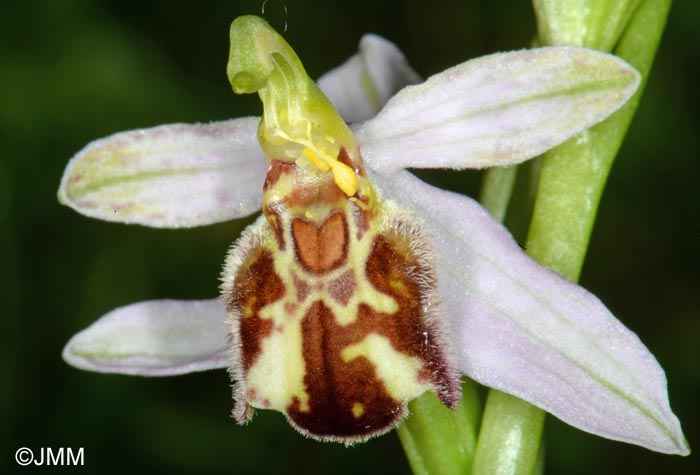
<box><xmin>351</xmin><ymin>402</ymin><xmax>365</xmax><ymax>419</ymax></box>
<box><xmin>243</xmin><ymin>297</ymin><xmax>257</xmax><ymax>318</ymax></box>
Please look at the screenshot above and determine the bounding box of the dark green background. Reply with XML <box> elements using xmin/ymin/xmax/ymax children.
<box><xmin>2</xmin><ymin>0</ymin><xmax>697</xmax><ymax>473</ymax></box>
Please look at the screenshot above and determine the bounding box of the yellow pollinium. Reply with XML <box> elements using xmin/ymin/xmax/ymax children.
<box><xmin>227</xmin><ymin>15</ymin><xmax>361</xmax><ymax>197</ymax></box>
<box><xmin>304</xmin><ymin>148</ymin><xmax>358</xmax><ymax>197</ymax></box>
<box><xmin>329</xmin><ymin>162</ymin><xmax>359</xmax><ymax>197</ymax></box>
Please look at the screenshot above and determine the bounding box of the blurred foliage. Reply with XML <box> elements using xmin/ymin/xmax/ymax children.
<box><xmin>1</xmin><ymin>0</ymin><xmax>697</xmax><ymax>473</ymax></box>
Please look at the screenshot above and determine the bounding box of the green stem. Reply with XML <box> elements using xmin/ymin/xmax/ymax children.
<box><xmin>398</xmin><ymin>380</ymin><xmax>482</xmax><ymax>475</ymax></box>
<box><xmin>478</xmin><ymin>167</ymin><xmax>517</xmax><ymax>223</ymax></box>
<box><xmin>471</xmin><ymin>391</ymin><xmax>545</xmax><ymax>475</ymax></box>
<box><xmin>528</xmin><ymin>0</ymin><xmax>672</xmax><ymax>278</ymax></box>
<box><xmin>471</xmin><ymin>0</ymin><xmax>671</xmax><ymax>473</ymax></box>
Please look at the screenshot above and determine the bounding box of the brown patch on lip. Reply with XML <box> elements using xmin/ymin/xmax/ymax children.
<box><xmin>364</xmin><ymin>235</ymin><xmax>432</xmax><ymax>359</ymax></box>
<box><xmin>352</xmin><ymin>206</ymin><xmax>371</xmax><ymax>240</ymax></box>
<box><xmin>264</xmin><ymin>160</ymin><xmax>296</xmax><ymax>191</ymax></box>
<box><xmin>288</xmin><ymin>301</ymin><xmax>403</xmax><ymax>440</ymax></box>
<box><xmin>328</xmin><ymin>269</ymin><xmax>356</xmax><ymax>306</ymax></box>
<box><xmin>229</xmin><ymin>249</ymin><xmax>285</xmax><ymax>371</ymax></box>
<box><xmin>364</xmin><ymin>233</ymin><xmax>456</xmax><ymax>407</ymax></box>
<box><xmin>294</xmin><ymin>275</ymin><xmax>311</xmax><ymax>302</ymax></box>
<box><xmin>292</xmin><ymin>212</ymin><xmax>348</xmax><ymax>274</ymax></box>
<box><xmin>287</xmin><ymin>176</ymin><xmax>345</xmax><ymax>208</ymax></box>
<box><xmin>337</xmin><ymin>147</ymin><xmax>367</xmax><ymax>178</ymax></box>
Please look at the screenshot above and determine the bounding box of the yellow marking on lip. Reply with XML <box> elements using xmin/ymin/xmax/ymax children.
<box><xmin>389</xmin><ymin>278</ymin><xmax>410</xmax><ymax>297</ymax></box>
<box><xmin>243</xmin><ymin>303</ymin><xmax>255</xmax><ymax>319</ymax></box>
<box><xmin>342</xmin><ymin>334</ymin><xmax>432</xmax><ymax>402</ymax></box>
<box><xmin>351</xmin><ymin>402</ymin><xmax>365</xmax><ymax>419</ymax></box>
<box><xmin>246</xmin><ymin>317</ymin><xmax>310</xmax><ymax>413</ymax></box>
<box><xmin>244</xmin><ymin>237</ymin><xmax>311</xmax><ymax>415</ymax></box>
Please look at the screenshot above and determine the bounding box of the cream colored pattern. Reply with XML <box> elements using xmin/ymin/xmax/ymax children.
<box><xmin>342</xmin><ymin>333</ymin><xmax>433</xmax><ymax>402</ymax></box>
<box><xmin>245</xmin><ymin>177</ymin><xmax>414</xmax><ymax>414</ymax></box>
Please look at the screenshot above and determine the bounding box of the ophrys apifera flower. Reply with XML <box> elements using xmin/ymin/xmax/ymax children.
<box><xmin>60</xmin><ymin>16</ymin><xmax>688</xmax><ymax>454</ymax></box>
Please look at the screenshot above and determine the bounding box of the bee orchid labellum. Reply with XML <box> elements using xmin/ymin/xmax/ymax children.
<box><xmin>221</xmin><ymin>16</ymin><xmax>460</xmax><ymax>442</ymax></box>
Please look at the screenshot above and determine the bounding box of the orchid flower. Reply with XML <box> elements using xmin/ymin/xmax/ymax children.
<box><xmin>59</xmin><ymin>15</ymin><xmax>688</xmax><ymax>455</ymax></box>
